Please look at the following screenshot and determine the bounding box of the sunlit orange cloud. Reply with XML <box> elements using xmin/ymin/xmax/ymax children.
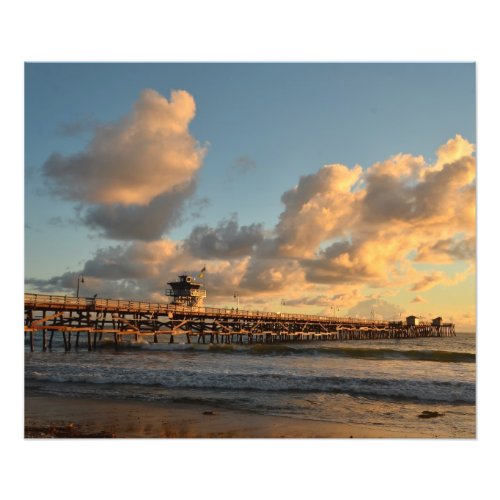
<box><xmin>43</xmin><ymin>89</ymin><xmax>206</xmax><ymax>206</ymax></box>
<box><xmin>275</xmin><ymin>163</ymin><xmax>363</xmax><ymax>258</ymax></box>
<box><xmin>40</xmin><ymin>89</ymin><xmax>208</xmax><ymax>241</ymax></box>
<box><xmin>410</xmin><ymin>272</ymin><xmax>446</xmax><ymax>292</ymax></box>
<box><xmin>28</xmin><ymin>136</ymin><xmax>476</xmax><ymax>323</ymax></box>
<box><xmin>281</xmin><ymin>136</ymin><xmax>476</xmax><ymax>291</ymax></box>
<box><xmin>434</xmin><ymin>134</ymin><xmax>475</xmax><ymax>170</ymax></box>
<box><xmin>411</xmin><ymin>296</ymin><xmax>427</xmax><ymax>304</ymax></box>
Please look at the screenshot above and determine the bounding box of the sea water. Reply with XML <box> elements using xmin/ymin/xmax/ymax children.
<box><xmin>25</xmin><ymin>332</ymin><xmax>476</xmax><ymax>437</ymax></box>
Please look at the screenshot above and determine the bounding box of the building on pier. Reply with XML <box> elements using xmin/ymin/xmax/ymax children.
<box><xmin>432</xmin><ymin>317</ymin><xmax>443</xmax><ymax>326</ymax></box>
<box><xmin>406</xmin><ymin>315</ymin><xmax>419</xmax><ymax>326</ymax></box>
<box><xmin>166</xmin><ymin>274</ymin><xmax>206</xmax><ymax>307</ymax></box>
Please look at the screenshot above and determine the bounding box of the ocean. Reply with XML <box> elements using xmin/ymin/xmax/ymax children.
<box><xmin>24</xmin><ymin>332</ymin><xmax>476</xmax><ymax>438</ymax></box>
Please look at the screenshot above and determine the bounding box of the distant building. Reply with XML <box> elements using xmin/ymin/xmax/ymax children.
<box><xmin>406</xmin><ymin>315</ymin><xmax>419</xmax><ymax>326</ymax></box>
<box><xmin>166</xmin><ymin>274</ymin><xmax>206</xmax><ymax>307</ymax></box>
<box><xmin>432</xmin><ymin>317</ymin><xmax>443</xmax><ymax>326</ymax></box>
<box><xmin>388</xmin><ymin>320</ymin><xmax>403</xmax><ymax>327</ymax></box>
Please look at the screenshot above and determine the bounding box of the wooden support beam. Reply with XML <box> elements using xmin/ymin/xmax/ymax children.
<box><xmin>32</xmin><ymin>311</ymin><xmax>66</xmax><ymax>327</ymax></box>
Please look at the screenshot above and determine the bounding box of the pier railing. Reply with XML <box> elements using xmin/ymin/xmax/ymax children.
<box><xmin>25</xmin><ymin>292</ymin><xmax>393</xmax><ymax>325</ymax></box>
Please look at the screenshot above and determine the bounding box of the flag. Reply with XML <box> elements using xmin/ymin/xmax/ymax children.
<box><xmin>199</xmin><ymin>266</ymin><xmax>206</xmax><ymax>279</ymax></box>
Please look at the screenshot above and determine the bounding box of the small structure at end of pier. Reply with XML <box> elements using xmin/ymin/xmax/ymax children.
<box><xmin>406</xmin><ymin>315</ymin><xmax>420</xmax><ymax>326</ymax></box>
<box><xmin>432</xmin><ymin>317</ymin><xmax>443</xmax><ymax>326</ymax></box>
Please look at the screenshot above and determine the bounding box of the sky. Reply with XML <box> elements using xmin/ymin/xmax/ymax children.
<box><xmin>24</xmin><ymin>63</ymin><xmax>476</xmax><ymax>330</ymax></box>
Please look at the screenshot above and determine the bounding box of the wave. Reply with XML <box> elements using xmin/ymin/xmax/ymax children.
<box><xmin>294</xmin><ymin>347</ymin><xmax>476</xmax><ymax>363</ymax></box>
<box><xmin>25</xmin><ymin>368</ymin><xmax>475</xmax><ymax>404</ymax></box>
<box><xmin>140</xmin><ymin>342</ymin><xmax>475</xmax><ymax>363</ymax></box>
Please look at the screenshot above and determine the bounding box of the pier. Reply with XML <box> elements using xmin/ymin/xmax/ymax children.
<box><xmin>24</xmin><ymin>293</ymin><xmax>455</xmax><ymax>352</ymax></box>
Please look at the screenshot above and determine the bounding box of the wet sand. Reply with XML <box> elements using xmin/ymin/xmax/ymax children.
<box><xmin>25</xmin><ymin>392</ymin><xmax>428</xmax><ymax>438</ymax></box>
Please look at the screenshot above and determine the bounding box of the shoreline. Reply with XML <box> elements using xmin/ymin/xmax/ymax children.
<box><xmin>24</xmin><ymin>391</ymin><xmax>462</xmax><ymax>439</ymax></box>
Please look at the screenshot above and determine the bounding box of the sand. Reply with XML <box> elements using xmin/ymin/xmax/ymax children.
<box><xmin>25</xmin><ymin>391</ymin><xmax>428</xmax><ymax>438</ymax></box>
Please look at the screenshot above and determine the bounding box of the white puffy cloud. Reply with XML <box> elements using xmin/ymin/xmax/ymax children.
<box><xmin>42</xmin><ymin>89</ymin><xmax>206</xmax><ymax>240</ymax></box>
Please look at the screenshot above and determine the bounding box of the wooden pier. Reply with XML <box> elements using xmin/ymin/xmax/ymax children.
<box><xmin>24</xmin><ymin>293</ymin><xmax>455</xmax><ymax>352</ymax></box>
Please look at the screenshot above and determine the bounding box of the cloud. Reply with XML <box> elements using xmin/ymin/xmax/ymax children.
<box><xmin>26</xmin><ymin>272</ymin><xmax>79</xmax><ymax>294</ymax></box>
<box><xmin>303</xmin><ymin>236</ymin><xmax>383</xmax><ymax>285</ymax></box>
<box><xmin>82</xmin><ymin>182</ymin><xmax>196</xmax><ymax>240</ymax></box>
<box><xmin>230</xmin><ymin>155</ymin><xmax>256</xmax><ymax>175</ymax></box>
<box><xmin>27</xmin><ymin>135</ymin><xmax>475</xmax><ymax>321</ymax></box>
<box><xmin>274</xmin><ymin>163</ymin><xmax>363</xmax><ymax>258</ymax></box>
<box><xmin>273</xmin><ymin>136</ymin><xmax>474</xmax><ymax>274</ymax></box>
<box><xmin>184</xmin><ymin>215</ymin><xmax>264</xmax><ymax>259</ymax></box>
<box><xmin>26</xmin><ymin>240</ymin><xmax>192</xmax><ymax>301</ymax></box>
<box><xmin>411</xmin><ymin>295</ymin><xmax>427</xmax><ymax>303</ymax></box>
<box><xmin>25</xmin><ymin>239</ymin><xmax>251</xmax><ymax>303</ymax></box>
<box><xmin>48</xmin><ymin>216</ymin><xmax>64</xmax><ymax>227</ymax></box>
<box><xmin>284</xmin><ymin>288</ymin><xmax>363</xmax><ymax>311</ymax></box>
<box><xmin>47</xmin><ymin>216</ymin><xmax>78</xmax><ymax>228</ymax></box>
<box><xmin>281</xmin><ymin>135</ymin><xmax>477</xmax><ymax>287</ymax></box>
<box><xmin>410</xmin><ymin>272</ymin><xmax>445</xmax><ymax>292</ymax></box>
<box><xmin>434</xmin><ymin>134</ymin><xmax>475</xmax><ymax>169</ymax></box>
<box><xmin>42</xmin><ymin>89</ymin><xmax>206</xmax><ymax>240</ymax></box>
<box><xmin>239</xmin><ymin>257</ymin><xmax>303</xmax><ymax>293</ymax></box>
<box><xmin>362</xmin><ymin>155</ymin><xmax>425</xmax><ymax>224</ymax></box>
<box><xmin>346</xmin><ymin>298</ymin><xmax>405</xmax><ymax>321</ymax></box>
<box><xmin>285</xmin><ymin>295</ymin><xmax>336</xmax><ymax>307</ymax></box>
<box><xmin>187</xmin><ymin>196</ymin><xmax>211</xmax><ymax>219</ymax></box>
<box><xmin>301</xmin><ymin>228</ymin><xmax>424</xmax><ymax>288</ymax></box>
<box><xmin>416</xmin><ymin>236</ymin><xmax>476</xmax><ymax>263</ymax></box>
<box><xmin>362</xmin><ymin>145</ymin><xmax>475</xmax><ymax>229</ymax></box>
<box><xmin>58</xmin><ymin>115</ymin><xmax>100</xmax><ymax>137</ymax></box>
<box><xmin>409</xmin><ymin>265</ymin><xmax>473</xmax><ymax>292</ymax></box>
<box><xmin>81</xmin><ymin>240</ymin><xmax>178</xmax><ymax>281</ymax></box>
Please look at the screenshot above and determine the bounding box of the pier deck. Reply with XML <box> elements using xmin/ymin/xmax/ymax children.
<box><xmin>24</xmin><ymin>293</ymin><xmax>455</xmax><ymax>352</ymax></box>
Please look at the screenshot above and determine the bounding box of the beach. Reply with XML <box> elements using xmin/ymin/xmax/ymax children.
<box><xmin>25</xmin><ymin>391</ymin><xmax>445</xmax><ymax>438</ymax></box>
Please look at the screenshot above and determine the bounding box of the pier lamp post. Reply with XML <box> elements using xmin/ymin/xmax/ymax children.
<box><xmin>280</xmin><ymin>299</ymin><xmax>286</xmax><ymax>314</ymax></box>
<box><xmin>76</xmin><ymin>274</ymin><xmax>84</xmax><ymax>298</ymax></box>
<box><xmin>234</xmin><ymin>292</ymin><xmax>239</xmax><ymax>311</ymax></box>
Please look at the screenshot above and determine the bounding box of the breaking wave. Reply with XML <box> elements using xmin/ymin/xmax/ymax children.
<box><xmin>25</xmin><ymin>367</ymin><xmax>475</xmax><ymax>404</ymax></box>
<box><xmin>140</xmin><ymin>342</ymin><xmax>475</xmax><ymax>363</ymax></box>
